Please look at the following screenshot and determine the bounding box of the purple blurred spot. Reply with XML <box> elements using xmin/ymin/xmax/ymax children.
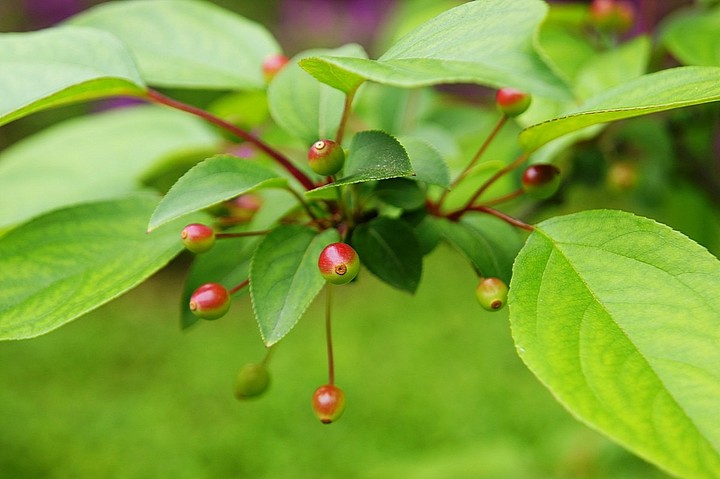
<box><xmin>23</xmin><ymin>0</ymin><xmax>83</xmax><ymax>28</ymax></box>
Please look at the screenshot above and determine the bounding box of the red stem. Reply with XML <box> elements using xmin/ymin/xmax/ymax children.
<box><xmin>216</xmin><ymin>230</ymin><xmax>271</xmax><ymax>239</ymax></box>
<box><xmin>462</xmin><ymin>152</ymin><xmax>529</xmax><ymax>212</ymax></box>
<box><xmin>325</xmin><ymin>285</ymin><xmax>335</xmax><ymax>385</ymax></box>
<box><xmin>464</xmin><ymin>206</ymin><xmax>534</xmax><ymax>232</ymax></box>
<box><xmin>336</xmin><ymin>87</ymin><xmax>357</xmax><ymax>146</ymax></box>
<box><xmin>229</xmin><ymin>279</ymin><xmax>250</xmax><ymax>295</ymax></box>
<box><xmin>145</xmin><ymin>89</ymin><xmax>315</xmax><ymax>190</ymax></box>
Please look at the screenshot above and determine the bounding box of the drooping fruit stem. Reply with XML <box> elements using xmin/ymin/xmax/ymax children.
<box><xmin>480</xmin><ymin>188</ymin><xmax>525</xmax><ymax>207</ymax></box>
<box><xmin>325</xmin><ymin>285</ymin><xmax>336</xmax><ymax>386</ymax></box>
<box><xmin>145</xmin><ymin>89</ymin><xmax>315</xmax><ymax>190</ymax></box>
<box><xmin>229</xmin><ymin>278</ymin><xmax>250</xmax><ymax>295</ymax></box>
<box><xmin>460</xmin><ymin>152</ymin><xmax>529</xmax><ymax>213</ymax></box>
<box><xmin>461</xmin><ymin>205</ymin><xmax>534</xmax><ymax>232</ymax></box>
<box><xmin>335</xmin><ymin>87</ymin><xmax>358</xmax><ymax>146</ymax></box>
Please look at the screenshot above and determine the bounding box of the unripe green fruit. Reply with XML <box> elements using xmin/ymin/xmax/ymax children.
<box><xmin>312</xmin><ymin>384</ymin><xmax>346</xmax><ymax>424</ymax></box>
<box><xmin>522</xmin><ymin>164</ymin><xmax>561</xmax><ymax>199</ymax></box>
<box><xmin>476</xmin><ymin>277</ymin><xmax>509</xmax><ymax>311</ymax></box>
<box><xmin>590</xmin><ymin>0</ymin><xmax>634</xmax><ymax>33</ymax></box>
<box><xmin>496</xmin><ymin>88</ymin><xmax>532</xmax><ymax>117</ymax></box>
<box><xmin>189</xmin><ymin>283</ymin><xmax>231</xmax><ymax>320</ymax></box>
<box><xmin>234</xmin><ymin>363</ymin><xmax>270</xmax><ymax>400</ymax></box>
<box><xmin>318</xmin><ymin>243</ymin><xmax>360</xmax><ymax>285</ymax></box>
<box><xmin>262</xmin><ymin>53</ymin><xmax>289</xmax><ymax>82</ymax></box>
<box><xmin>181</xmin><ymin>223</ymin><xmax>215</xmax><ymax>253</ymax></box>
<box><xmin>308</xmin><ymin>140</ymin><xmax>345</xmax><ymax>176</ymax></box>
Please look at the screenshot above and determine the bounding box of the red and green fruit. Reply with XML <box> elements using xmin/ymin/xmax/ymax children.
<box><xmin>476</xmin><ymin>277</ymin><xmax>509</xmax><ymax>311</ymax></box>
<box><xmin>312</xmin><ymin>384</ymin><xmax>346</xmax><ymax>424</ymax></box>
<box><xmin>308</xmin><ymin>139</ymin><xmax>345</xmax><ymax>176</ymax></box>
<box><xmin>522</xmin><ymin>164</ymin><xmax>561</xmax><ymax>199</ymax></box>
<box><xmin>495</xmin><ymin>87</ymin><xmax>532</xmax><ymax>117</ymax></box>
<box><xmin>318</xmin><ymin>243</ymin><xmax>360</xmax><ymax>285</ymax></box>
<box><xmin>189</xmin><ymin>283</ymin><xmax>231</xmax><ymax>320</ymax></box>
<box><xmin>181</xmin><ymin>223</ymin><xmax>216</xmax><ymax>253</ymax></box>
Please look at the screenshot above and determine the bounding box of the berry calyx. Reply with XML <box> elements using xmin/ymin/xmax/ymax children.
<box><xmin>234</xmin><ymin>362</ymin><xmax>270</xmax><ymax>400</ymax></box>
<box><xmin>308</xmin><ymin>140</ymin><xmax>345</xmax><ymax>176</ymax></box>
<box><xmin>590</xmin><ymin>0</ymin><xmax>634</xmax><ymax>33</ymax></box>
<box><xmin>312</xmin><ymin>384</ymin><xmax>346</xmax><ymax>424</ymax></box>
<box><xmin>262</xmin><ymin>53</ymin><xmax>289</xmax><ymax>82</ymax></box>
<box><xmin>318</xmin><ymin>243</ymin><xmax>360</xmax><ymax>285</ymax></box>
<box><xmin>189</xmin><ymin>283</ymin><xmax>231</xmax><ymax>320</ymax></box>
<box><xmin>496</xmin><ymin>88</ymin><xmax>532</xmax><ymax>117</ymax></box>
<box><xmin>476</xmin><ymin>277</ymin><xmax>509</xmax><ymax>311</ymax></box>
<box><xmin>522</xmin><ymin>164</ymin><xmax>561</xmax><ymax>199</ymax></box>
<box><xmin>181</xmin><ymin>223</ymin><xmax>215</xmax><ymax>253</ymax></box>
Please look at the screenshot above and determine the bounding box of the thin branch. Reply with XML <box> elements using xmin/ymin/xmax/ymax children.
<box><xmin>462</xmin><ymin>152</ymin><xmax>529</xmax><ymax>211</ymax></box>
<box><xmin>465</xmin><ymin>205</ymin><xmax>534</xmax><ymax>232</ymax></box>
<box><xmin>335</xmin><ymin>87</ymin><xmax>357</xmax><ymax>145</ymax></box>
<box><xmin>285</xmin><ymin>186</ymin><xmax>318</xmax><ymax>220</ymax></box>
<box><xmin>229</xmin><ymin>278</ymin><xmax>250</xmax><ymax>295</ymax></box>
<box><xmin>325</xmin><ymin>285</ymin><xmax>335</xmax><ymax>386</ymax></box>
<box><xmin>145</xmin><ymin>89</ymin><xmax>315</xmax><ymax>190</ymax></box>
<box><xmin>480</xmin><ymin>188</ymin><xmax>524</xmax><ymax>207</ymax></box>
<box><xmin>216</xmin><ymin>230</ymin><xmax>272</xmax><ymax>239</ymax></box>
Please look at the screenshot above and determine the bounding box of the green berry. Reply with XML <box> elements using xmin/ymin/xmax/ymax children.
<box><xmin>318</xmin><ymin>243</ymin><xmax>360</xmax><ymax>285</ymax></box>
<box><xmin>312</xmin><ymin>384</ymin><xmax>346</xmax><ymax>424</ymax></box>
<box><xmin>234</xmin><ymin>363</ymin><xmax>270</xmax><ymax>400</ymax></box>
<box><xmin>189</xmin><ymin>283</ymin><xmax>231</xmax><ymax>320</ymax></box>
<box><xmin>522</xmin><ymin>164</ymin><xmax>561</xmax><ymax>199</ymax></box>
<box><xmin>496</xmin><ymin>87</ymin><xmax>532</xmax><ymax>117</ymax></box>
<box><xmin>590</xmin><ymin>0</ymin><xmax>634</xmax><ymax>33</ymax></box>
<box><xmin>476</xmin><ymin>277</ymin><xmax>509</xmax><ymax>312</ymax></box>
<box><xmin>181</xmin><ymin>223</ymin><xmax>215</xmax><ymax>253</ymax></box>
<box><xmin>262</xmin><ymin>53</ymin><xmax>289</xmax><ymax>82</ymax></box>
<box><xmin>308</xmin><ymin>140</ymin><xmax>345</xmax><ymax>176</ymax></box>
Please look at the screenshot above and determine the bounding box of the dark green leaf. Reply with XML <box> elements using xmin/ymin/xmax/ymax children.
<box><xmin>437</xmin><ymin>215</ymin><xmax>523</xmax><ymax>284</ymax></box>
<box><xmin>148</xmin><ymin>155</ymin><xmax>286</xmax><ymax>231</ymax></box>
<box><xmin>0</xmin><ymin>27</ymin><xmax>145</xmax><ymax>127</ymax></box>
<box><xmin>250</xmin><ymin>226</ymin><xmax>339</xmax><ymax>346</ymax></box>
<box><xmin>351</xmin><ymin>217</ymin><xmax>422</xmax><ymax>293</ymax></box>
<box><xmin>0</xmin><ymin>195</ymin><xmax>187</xmax><ymax>340</ymax></box>
<box><xmin>300</xmin><ymin>0</ymin><xmax>570</xmax><ymax>99</ymax></box>
<box><xmin>373</xmin><ymin>178</ymin><xmax>425</xmax><ymax>210</ymax></box>
<box><xmin>0</xmin><ymin>106</ymin><xmax>220</xmax><ymax>229</ymax></box>
<box><xmin>68</xmin><ymin>0</ymin><xmax>280</xmax><ymax>90</ymax></box>
<box><xmin>307</xmin><ymin>131</ymin><xmax>413</xmax><ymax>197</ymax></box>
<box><xmin>510</xmin><ymin>210</ymin><xmax>720</xmax><ymax>478</ymax></box>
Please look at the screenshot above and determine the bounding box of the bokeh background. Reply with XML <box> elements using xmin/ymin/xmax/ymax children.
<box><xmin>1</xmin><ymin>1</ymin><xmax>717</xmax><ymax>478</ymax></box>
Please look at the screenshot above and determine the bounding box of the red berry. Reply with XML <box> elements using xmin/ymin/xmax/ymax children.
<box><xmin>234</xmin><ymin>363</ymin><xmax>270</xmax><ymax>400</ymax></box>
<box><xmin>522</xmin><ymin>164</ymin><xmax>561</xmax><ymax>199</ymax></box>
<box><xmin>496</xmin><ymin>88</ymin><xmax>532</xmax><ymax>117</ymax></box>
<box><xmin>308</xmin><ymin>139</ymin><xmax>345</xmax><ymax>176</ymax></box>
<box><xmin>312</xmin><ymin>384</ymin><xmax>346</xmax><ymax>424</ymax></box>
<box><xmin>476</xmin><ymin>277</ymin><xmax>509</xmax><ymax>312</ymax></box>
<box><xmin>590</xmin><ymin>0</ymin><xmax>634</xmax><ymax>33</ymax></box>
<box><xmin>262</xmin><ymin>53</ymin><xmax>289</xmax><ymax>82</ymax></box>
<box><xmin>318</xmin><ymin>243</ymin><xmax>360</xmax><ymax>285</ymax></box>
<box><xmin>181</xmin><ymin>223</ymin><xmax>216</xmax><ymax>253</ymax></box>
<box><xmin>189</xmin><ymin>283</ymin><xmax>231</xmax><ymax>320</ymax></box>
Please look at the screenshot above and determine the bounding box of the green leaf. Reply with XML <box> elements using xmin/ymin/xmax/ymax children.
<box><xmin>307</xmin><ymin>131</ymin><xmax>413</xmax><ymax>197</ymax></box>
<box><xmin>520</xmin><ymin>66</ymin><xmax>720</xmax><ymax>151</ymax></box>
<box><xmin>437</xmin><ymin>215</ymin><xmax>523</xmax><ymax>284</ymax></box>
<box><xmin>351</xmin><ymin>217</ymin><xmax>422</xmax><ymax>293</ymax></box>
<box><xmin>267</xmin><ymin>44</ymin><xmax>367</xmax><ymax>145</ymax></box>
<box><xmin>148</xmin><ymin>155</ymin><xmax>286</xmax><ymax>231</ymax></box>
<box><xmin>0</xmin><ymin>26</ymin><xmax>145</xmax><ymax>127</ymax></box>
<box><xmin>0</xmin><ymin>106</ymin><xmax>220</xmax><ymax>230</ymax></box>
<box><xmin>68</xmin><ymin>0</ymin><xmax>280</xmax><ymax>90</ymax></box>
<box><xmin>400</xmin><ymin>137</ymin><xmax>450</xmax><ymax>188</ymax></box>
<box><xmin>662</xmin><ymin>6</ymin><xmax>720</xmax><ymax>67</ymax></box>
<box><xmin>250</xmin><ymin>226</ymin><xmax>339</xmax><ymax>346</ymax></box>
<box><xmin>373</xmin><ymin>178</ymin><xmax>425</xmax><ymax>210</ymax></box>
<box><xmin>299</xmin><ymin>0</ymin><xmax>570</xmax><ymax>100</ymax></box>
<box><xmin>509</xmin><ymin>210</ymin><xmax>720</xmax><ymax>478</ymax></box>
<box><xmin>0</xmin><ymin>195</ymin><xmax>187</xmax><ymax>340</ymax></box>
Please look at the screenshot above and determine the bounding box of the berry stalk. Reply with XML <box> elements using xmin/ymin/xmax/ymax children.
<box><xmin>145</xmin><ymin>89</ymin><xmax>315</xmax><ymax>190</ymax></box>
<box><xmin>325</xmin><ymin>285</ymin><xmax>336</xmax><ymax>385</ymax></box>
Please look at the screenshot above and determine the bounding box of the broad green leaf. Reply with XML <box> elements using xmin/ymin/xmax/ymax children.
<box><xmin>148</xmin><ymin>155</ymin><xmax>286</xmax><ymax>231</ymax></box>
<box><xmin>267</xmin><ymin>44</ymin><xmax>367</xmax><ymax>145</ymax></box>
<box><xmin>509</xmin><ymin>210</ymin><xmax>720</xmax><ymax>478</ymax></box>
<box><xmin>299</xmin><ymin>0</ymin><xmax>570</xmax><ymax>100</ymax></box>
<box><xmin>662</xmin><ymin>6</ymin><xmax>720</xmax><ymax>67</ymax></box>
<box><xmin>437</xmin><ymin>215</ymin><xmax>523</xmax><ymax>284</ymax></box>
<box><xmin>575</xmin><ymin>36</ymin><xmax>651</xmax><ymax>99</ymax></box>
<box><xmin>399</xmin><ymin>137</ymin><xmax>450</xmax><ymax>188</ymax></box>
<box><xmin>537</xmin><ymin>3</ymin><xmax>597</xmax><ymax>82</ymax></box>
<box><xmin>0</xmin><ymin>26</ymin><xmax>145</xmax><ymax>127</ymax></box>
<box><xmin>68</xmin><ymin>0</ymin><xmax>279</xmax><ymax>90</ymax></box>
<box><xmin>373</xmin><ymin>178</ymin><xmax>425</xmax><ymax>210</ymax></box>
<box><xmin>0</xmin><ymin>106</ymin><xmax>220</xmax><ymax>230</ymax></box>
<box><xmin>0</xmin><ymin>195</ymin><xmax>187</xmax><ymax>340</ymax></box>
<box><xmin>351</xmin><ymin>217</ymin><xmax>422</xmax><ymax>293</ymax></box>
<box><xmin>307</xmin><ymin>131</ymin><xmax>413</xmax><ymax>197</ymax></box>
<box><xmin>250</xmin><ymin>226</ymin><xmax>339</xmax><ymax>346</ymax></box>
<box><xmin>521</xmin><ymin>66</ymin><xmax>720</xmax><ymax>151</ymax></box>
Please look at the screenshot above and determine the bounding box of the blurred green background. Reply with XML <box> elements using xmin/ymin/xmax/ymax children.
<box><xmin>0</xmin><ymin>247</ymin><xmax>670</xmax><ymax>478</ymax></box>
